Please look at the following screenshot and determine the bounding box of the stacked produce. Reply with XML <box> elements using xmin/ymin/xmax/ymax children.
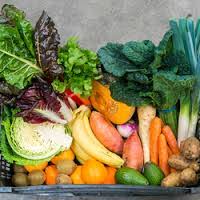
<box><xmin>0</xmin><ymin>4</ymin><xmax>200</xmax><ymax>188</ymax></box>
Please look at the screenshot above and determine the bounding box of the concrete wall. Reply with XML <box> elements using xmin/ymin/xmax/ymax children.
<box><xmin>0</xmin><ymin>0</ymin><xmax>200</xmax><ymax>50</ymax></box>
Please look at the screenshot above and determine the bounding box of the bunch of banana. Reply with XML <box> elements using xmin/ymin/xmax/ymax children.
<box><xmin>70</xmin><ymin>105</ymin><xmax>124</xmax><ymax>168</ymax></box>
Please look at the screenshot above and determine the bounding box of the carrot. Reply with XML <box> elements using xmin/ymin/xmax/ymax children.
<box><xmin>167</xmin><ymin>146</ymin><xmax>173</xmax><ymax>156</ymax></box>
<box><xmin>167</xmin><ymin>146</ymin><xmax>176</xmax><ymax>173</ymax></box>
<box><xmin>123</xmin><ymin>132</ymin><xmax>144</xmax><ymax>171</ymax></box>
<box><xmin>90</xmin><ymin>111</ymin><xmax>124</xmax><ymax>154</ymax></box>
<box><xmin>158</xmin><ymin>134</ymin><xmax>170</xmax><ymax>176</ymax></box>
<box><xmin>150</xmin><ymin>117</ymin><xmax>162</xmax><ymax>165</ymax></box>
<box><xmin>162</xmin><ymin>125</ymin><xmax>180</xmax><ymax>155</ymax></box>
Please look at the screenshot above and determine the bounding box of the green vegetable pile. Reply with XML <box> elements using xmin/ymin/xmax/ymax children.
<box><xmin>98</xmin><ymin>30</ymin><xmax>196</xmax><ymax>135</ymax></box>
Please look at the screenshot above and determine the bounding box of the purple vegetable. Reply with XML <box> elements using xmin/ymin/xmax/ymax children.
<box><xmin>117</xmin><ymin>120</ymin><xmax>138</xmax><ymax>138</ymax></box>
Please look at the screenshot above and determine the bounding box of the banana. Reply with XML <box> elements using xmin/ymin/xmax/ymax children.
<box><xmin>71</xmin><ymin>141</ymin><xmax>94</xmax><ymax>163</ymax></box>
<box><xmin>71</xmin><ymin>106</ymin><xmax>124</xmax><ymax>168</ymax></box>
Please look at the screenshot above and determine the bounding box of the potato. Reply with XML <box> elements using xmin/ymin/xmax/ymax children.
<box><xmin>189</xmin><ymin>162</ymin><xmax>200</xmax><ymax>172</ymax></box>
<box><xmin>56</xmin><ymin>174</ymin><xmax>72</xmax><ymax>184</ymax></box>
<box><xmin>13</xmin><ymin>164</ymin><xmax>27</xmax><ymax>173</ymax></box>
<box><xmin>12</xmin><ymin>173</ymin><xmax>29</xmax><ymax>187</ymax></box>
<box><xmin>161</xmin><ymin>172</ymin><xmax>181</xmax><ymax>187</ymax></box>
<box><xmin>28</xmin><ymin>170</ymin><xmax>46</xmax><ymax>186</ymax></box>
<box><xmin>56</xmin><ymin>160</ymin><xmax>77</xmax><ymax>175</ymax></box>
<box><xmin>168</xmin><ymin>155</ymin><xmax>190</xmax><ymax>170</ymax></box>
<box><xmin>180</xmin><ymin>137</ymin><xmax>200</xmax><ymax>160</ymax></box>
<box><xmin>180</xmin><ymin>168</ymin><xmax>198</xmax><ymax>186</ymax></box>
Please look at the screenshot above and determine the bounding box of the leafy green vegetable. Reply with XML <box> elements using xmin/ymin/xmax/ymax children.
<box><xmin>2</xmin><ymin>4</ymin><xmax>35</xmax><ymax>57</ymax></box>
<box><xmin>122</xmin><ymin>40</ymin><xmax>155</xmax><ymax>65</ymax></box>
<box><xmin>150</xmin><ymin>30</ymin><xmax>173</xmax><ymax>69</ymax></box>
<box><xmin>110</xmin><ymin>79</ymin><xmax>161</xmax><ymax>107</ymax></box>
<box><xmin>169</xmin><ymin>18</ymin><xmax>200</xmax><ymax>140</ymax></box>
<box><xmin>0</xmin><ymin>106</ymin><xmax>72</xmax><ymax>165</ymax></box>
<box><xmin>0</xmin><ymin>5</ymin><xmax>42</xmax><ymax>89</ymax></box>
<box><xmin>52</xmin><ymin>37</ymin><xmax>99</xmax><ymax>97</ymax></box>
<box><xmin>0</xmin><ymin>107</ymin><xmax>49</xmax><ymax>165</ymax></box>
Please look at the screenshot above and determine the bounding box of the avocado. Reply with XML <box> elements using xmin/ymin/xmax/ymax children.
<box><xmin>115</xmin><ymin>167</ymin><xmax>149</xmax><ymax>185</ymax></box>
<box><xmin>143</xmin><ymin>162</ymin><xmax>165</xmax><ymax>185</ymax></box>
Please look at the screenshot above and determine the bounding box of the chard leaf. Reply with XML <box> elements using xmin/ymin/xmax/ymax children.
<box><xmin>2</xmin><ymin>4</ymin><xmax>35</xmax><ymax>57</ymax></box>
<box><xmin>0</xmin><ymin>48</ymin><xmax>42</xmax><ymax>89</ymax></box>
<box><xmin>35</xmin><ymin>11</ymin><xmax>63</xmax><ymax>80</ymax></box>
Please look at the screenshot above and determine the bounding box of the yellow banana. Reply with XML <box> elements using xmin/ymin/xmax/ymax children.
<box><xmin>71</xmin><ymin>106</ymin><xmax>124</xmax><ymax>168</ymax></box>
<box><xmin>71</xmin><ymin>141</ymin><xmax>94</xmax><ymax>163</ymax></box>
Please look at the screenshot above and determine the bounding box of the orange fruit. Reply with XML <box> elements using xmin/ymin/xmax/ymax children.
<box><xmin>81</xmin><ymin>159</ymin><xmax>107</xmax><ymax>184</ymax></box>
<box><xmin>71</xmin><ymin>166</ymin><xmax>85</xmax><ymax>184</ymax></box>
<box><xmin>51</xmin><ymin>149</ymin><xmax>75</xmax><ymax>164</ymax></box>
<box><xmin>103</xmin><ymin>167</ymin><xmax>117</xmax><ymax>184</ymax></box>
<box><xmin>24</xmin><ymin>162</ymin><xmax>48</xmax><ymax>173</ymax></box>
<box><xmin>45</xmin><ymin>165</ymin><xmax>58</xmax><ymax>185</ymax></box>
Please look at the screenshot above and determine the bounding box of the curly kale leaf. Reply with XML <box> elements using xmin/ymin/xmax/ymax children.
<box><xmin>162</xmin><ymin>51</ymin><xmax>191</xmax><ymax>75</ymax></box>
<box><xmin>150</xmin><ymin>30</ymin><xmax>173</xmax><ymax>69</ymax></box>
<box><xmin>110</xmin><ymin>79</ymin><xmax>161</xmax><ymax>107</ymax></box>
<box><xmin>153</xmin><ymin>71</ymin><xmax>195</xmax><ymax>109</ymax></box>
<box><xmin>122</xmin><ymin>40</ymin><xmax>155</xmax><ymax>66</ymax></box>
<box><xmin>97</xmin><ymin>43</ymin><xmax>138</xmax><ymax>77</ymax></box>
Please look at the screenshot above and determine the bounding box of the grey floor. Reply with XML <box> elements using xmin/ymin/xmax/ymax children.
<box><xmin>1</xmin><ymin>0</ymin><xmax>200</xmax><ymax>199</ymax></box>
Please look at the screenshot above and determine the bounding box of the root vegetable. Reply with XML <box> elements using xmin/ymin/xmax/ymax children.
<box><xmin>180</xmin><ymin>168</ymin><xmax>198</xmax><ymax>186</ymax></box>
<box><xmin>138</xmin><ymin>105</ymin><xmax>156</xmax><ymax>163</ymax></box>
<box><xmin>161</xmin><ymin>172</ymin><xmax>181</xmax><ymax>187</ymax></box>
<box><xmin>90</xmin><ymin>111</ymin><xmax>124</xmax><ymax>154</ymax></box>
<box><xmin>162</xmin><ymin>125</ymin><xmax>180</xmax><ymax>155</ymax></box>
<box><xmin>168</xmin><ymin>155</ymin><xmax>190</xmax><ymax>170</ymax></box>
<box><xmin>150</xmin><ymin>117</ymin><xmax>162</xmax><ymax>165</ymax></box>
<box><xmin>56</xmin><ymin>174</ymin><xmax>72</xmax><ymax>184</ymax></box>
<box><xmin>56</xmin><ymin>160</ymin><xmax>77</xmax><ymax>175</ymax></box>
<box><xmin>28</xmin><ymin>170</ymin><xmax>46</xmax><ymax>186</ymax></box>
<box><xmin>122</xmin><ymin>132</ymin><xmax>144</xmax><ymax>171</ymax></box>
<box><xmin>180</xmin><ymin>137</ymin><xmax>200</xmax><ymax>160</ymax></box>
<box><xmin>190</xmin><ymin>162</ymin><xmax>200</xmax><ymax>172</ymax></box>
<box><xmin>13</xmin><ymin>164</ymin><xmax>27</xmax><ymax>173</ymax></box>
<box><xmin>12</xmin><ymin>173</ymin><xmax>29</xmax><ymax>187</ymax></box>
<box><xmin>158</xmin><ymin>134</ymin><xmax>170</xmax><ymax>176</ymax></box>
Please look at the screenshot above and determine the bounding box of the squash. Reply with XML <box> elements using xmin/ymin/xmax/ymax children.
<box><xmin>90</xmin><ymin>81</ymin><xmax>135</xmax><ymax>124</ymax></box>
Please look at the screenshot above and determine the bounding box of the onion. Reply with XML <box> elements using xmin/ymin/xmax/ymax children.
<box><xmin>117</xmin><ymin>120</ymin><xmax>138</xmax><ymax>138</ymax></box>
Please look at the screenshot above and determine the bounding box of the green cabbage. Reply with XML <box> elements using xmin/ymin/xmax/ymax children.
<box><xmin>0</xmin><ymin>107</ymin><xmax>72</xmax><ymax>165</ymax></box>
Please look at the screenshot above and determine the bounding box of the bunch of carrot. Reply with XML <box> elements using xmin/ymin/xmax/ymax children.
<box><xmin>150</xmin><ymin>117</ymin><xmax>180</xmax><ymax>176</ymax></box>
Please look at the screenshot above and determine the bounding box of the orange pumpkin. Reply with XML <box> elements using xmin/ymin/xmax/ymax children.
<box><xmin>90</xmin><ymin>81</ymin><xmax>135</xmax><ymax>124</ymax></box>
